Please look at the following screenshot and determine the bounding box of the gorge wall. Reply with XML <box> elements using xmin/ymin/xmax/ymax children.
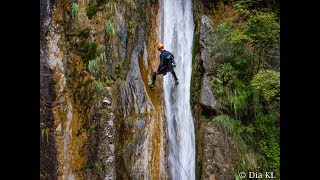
<box><xmin>41</xmin><ymin>0</ymin><xmax>279</xmax><ymax>179</ymax></box>
<box><xmin>40</xmin><ymin>0</ymin><xmax>167</xmax><ymax>179</ymax></box>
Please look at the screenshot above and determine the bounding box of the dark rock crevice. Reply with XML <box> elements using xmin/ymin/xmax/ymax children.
<box><xmin>40</xmin><ymin>0</ymin><xmax>58</xmax><ymax>178</ymax></box>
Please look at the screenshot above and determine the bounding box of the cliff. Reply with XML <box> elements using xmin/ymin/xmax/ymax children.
<box><xmin>40</xmin><ymin>0</ymin><xmax>167</xmax><ymax>179</ymax></box>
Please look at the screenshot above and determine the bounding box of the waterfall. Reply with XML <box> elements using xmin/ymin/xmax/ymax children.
<box><xmin>159</xmin><ymin>0</ymin><xmax>195</xmax><ymax>179</ymax></box>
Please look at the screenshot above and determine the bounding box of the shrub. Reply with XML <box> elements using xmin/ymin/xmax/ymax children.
<box><xmin>212</xmin><ymin>63</ymin><xmax>238</xmax><ymax>91</ymax></box>
<box><xmin>253</xmin><ymin>113</ymin><xmax>280</xmax><ymax>174</ymax></box>
<box><xmin>251</xmin><ymin>70</ymin><xmax>280</xmax><ymax>102</ymax></box>
<box><xmin>86</xmin><ymin>1</ymin><xmax>98</xmax><ymax>19</ymax></box>
<box><xmin>77</xmin><ymin>40</ymin><xmax>97</xmax><ymax>64</ymax></box>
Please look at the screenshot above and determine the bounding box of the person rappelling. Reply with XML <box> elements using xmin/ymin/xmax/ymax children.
<box><xmin>148</xmin><ymin>43</ymin><xmax>179</xmax><ymax>90</ymax></box>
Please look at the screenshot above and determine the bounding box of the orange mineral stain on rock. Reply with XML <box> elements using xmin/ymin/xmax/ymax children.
<box><xmin>50</xmin><ymin>37</ymin><xmax>95</xmax><ymax>179</ymax></box>
<box><xmin>140</xmin><ymin>2</ymin><xmax>168</xmax><ymax>179</ymax></box>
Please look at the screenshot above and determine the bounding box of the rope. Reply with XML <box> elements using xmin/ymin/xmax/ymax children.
<box><xmin>167</xmin><ymin>142</ymin><xmax>191</xmax><ymax>180</ymax></box>
<box><xmin>118</xmin><ymin>112</ymin><xmax>192</xmax><ymax>179</ymax></box>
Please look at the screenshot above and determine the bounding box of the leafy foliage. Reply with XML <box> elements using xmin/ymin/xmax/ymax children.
<box><xmin>86</xmin><ymin>44</ymin><xmax>114</xmax><ymax>95</ymax></box>
<box><xmin>234</xmin><ymin>0</ymin><xmax>262</xmax><ymax>11</ymax></box>
<box><xmin>247</xmin><ymin>11</ymin><xmax>279</xmax><ymax>44</ymax></box>
<box><xmin>253</xmin><ymin>113</ymin><xmax>280</xmax><ymax>174</ymax></box>
<box><xmin>214</xmin><ymin>21</ymin><xmax>253</xmax><ymax>79</ymax></box>
<box><xmin>251</xmin><ymin>70</ymin><xmax>280</xmax><ymax>102</ymax></box>
<box><xmin>204</xmin><ymin>0</ymin><xmax>280</xmax><ymax>177</ymax></box>
<box><xmin>212</xmin><ymin>63</ymin><xmax>238</xmax><ymax>94</ymax></box>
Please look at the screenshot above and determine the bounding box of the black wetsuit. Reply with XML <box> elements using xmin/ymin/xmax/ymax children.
<box><xmin>152</xmin><ymin>50</ymin><xmax>178</xmax><ymax>84</ymax></box>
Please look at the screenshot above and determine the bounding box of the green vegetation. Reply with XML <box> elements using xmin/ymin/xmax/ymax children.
<box><xmin>94</xmin><ymin>161</ymin><xmax>104</xmax><ymax>173</ymax></box>
<box><xmin>104</xmin><ymin>20</ymin><xmax>116</xmax><ymax>37</ymax></box>
<box><xmin>251</xmin><ymin>70</ymin><xmax>280</xmax><ymax>102</ymax></box>
<box><xmin>71</xmin><ymin>2</ymin><xmax>79</xmax><ymax>20</ymax></box>
<box><xmin>88</xmin><ymin>57</ymin><xmax>101</xmax><ymax>75</ymax></box>
<box><xmin>205</xmin><ymin>0</ymin><xmax>280</xmax><ymax>177</ymax></box>
<box><xmin>149</xmin><ymin>0</ymin><xmax>157</xmax><ymax>5</ymax></box>
<box><xmin>77</xmin><ymin>40</ymin><xmax>97</xmax><ymax>64</ymax></box>
<box><xmin>40</xmin><ymin>123</ymin><xmax>50</xmax><ymax>143</ymax></box>
<box><xmin>86</xmin><ymin>1</ymin><xmax>98</xmax><ymax>19</ymax></box>
<box><xmin>196</xmin><ymin>160</ymin><xmax>202</xmax><ymax>179</ymax></box>
<box><xmin>78</xmin><ymin>28</ymin><xmax>90</xmax><ymax>38</ymax></box>
<box><xmin>106</xmin><ymin>0</ymin><xmax>118</xmax><ymax>16</ymax></box>
<box><xmin>86</xmin><ymin>45</ymin><xmax>115</xmax><ymax>95</ymax></box>
<box><xmin>212</xmin><ymin>63</ymin><xmax>238</xmax><ymax>95</ymax></box>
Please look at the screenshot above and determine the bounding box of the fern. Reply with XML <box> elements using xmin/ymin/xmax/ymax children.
<box><xmin>106</xmin><ymin>0</ymin><xmax>118</xmax><ymax>16</ymax></box>
<box><xmin>71</xmin><ymin>2</ymin><xmax>79</xmax><ymax>20</ymax></box>
<box><xmin>93</xmin><ymin>80</ymin><xmax>105</xmax><ymax>94</ymax></box>
<box><xmin>213</xmin><ymin>115</ymin><xmax>237</xmax><ymax>134</ymax></box>
<box><xmin>86</xmin><ymin>1</ymin><xmax>98</xmax><ymax>19</ymax></box>
<box><xmin>99</xmin><ymin>45</ymin><xmax>106</xmax><ymax>53</ymax></box>
<box><xmin>228</xmin><ymin>84</ymin><xmax>250</xmax><ymax>119</ymax></box>
<box><xmin>88</xmin><ymin>58</ymin><xmax>101</xmax><ymax>75</ymax></box>
<box><xmin>104</xmin><ymin>20</ymin><xmax>116</xmax><ymax>37</ymax></box>
<box><xmin>99</xmin><ymin>45</ymin><xmax>107</xmax><ymax>62</ymax></box>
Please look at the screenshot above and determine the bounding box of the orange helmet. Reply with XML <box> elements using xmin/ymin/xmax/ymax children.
<box><xmin>157</xmin><ymin>43</ymin><xmax>164</xmax><ymax>50</ymax></box>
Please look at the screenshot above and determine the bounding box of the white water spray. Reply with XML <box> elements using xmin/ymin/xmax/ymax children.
<box><xmin>159</xmin><ymin>0</ymin><xmax>195</xmax><ymax>179</ymax></box>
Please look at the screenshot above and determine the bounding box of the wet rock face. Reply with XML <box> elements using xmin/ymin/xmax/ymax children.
<box><xmin>40</xmin><ymin>72</ymin><xmax>58</xmax><ymax>179</ymax></box>
<box><xmin>200</xmin><ymin>74</ymin><xmax>216</xmax><ymax>112</ymax></box>
<box><xmin>41</xmin><ymin>0</ymin><xmax>163</xmax><ymax>178</ymax></box>
<box><xmin>116</xmin><ymin>39</ymin><xmax>154</xmax><ymax>179</ymax></box>
<box><xmin>40</xmin><ymin>0</ymin><xmax>52</xmax><ymax>41</ymax></box>
<box><xmin>193</xmin><ymin>7</ymin><xmax>239</xmax><ymax>180</ymax></box>
<box><xmin>265</xmin><ymin>49</ymin><xmax>280</xmax><ymax>70</ymax></box>
<box><xmin>85</xmin><ymin>86</ymin><xmax>117</xmax><ymax>180</ymax></box>
<box><xmin>119</xmin><ymin>24</ymin><xmax>128</xmax><ymax>61</ymax></box>
<box><xmin>120</xmin><ymin>41</ymin><xmax>152</xmax><ymax>117</ymax></box>
<box><xmin>201</xmin><ymin>122</ymin><xmax>237</xmax><ymax>180</ymax></box>
<box><xmin>40</xmin><ymin>0</ymin><xmax>58</xmax><ymax>178</ymax></box>
<box><xmin>200</xmin><ymin>15</ymin><xmax>217</xmax><ymax>75</ymax></box>
<box><xmin>197</xmin><ymin>15</ymin><xmax>218</xmax><ymax>114</ymax></box>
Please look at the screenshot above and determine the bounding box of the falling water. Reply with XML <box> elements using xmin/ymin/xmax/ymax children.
<box><xmin>159</xmin><ymin>0</ymin><xmax>195</xmax><ymax>179</ymax></box>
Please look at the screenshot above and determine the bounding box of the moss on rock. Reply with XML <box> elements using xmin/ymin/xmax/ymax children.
<box><xmin>77</xmin><ymin>39</ymin><xmax>97</xmax><ymax>64</ymax></box>
<box><xmin>86</xmin><ymin>1</ymin><xmax>98</xmax><ymax>19</ymax></box>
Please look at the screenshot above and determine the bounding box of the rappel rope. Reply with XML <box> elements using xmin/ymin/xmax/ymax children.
<box><xmin>167</xmin><ymin>141</ymin><xmax>192</xmax><ymax>180</ymax></box>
